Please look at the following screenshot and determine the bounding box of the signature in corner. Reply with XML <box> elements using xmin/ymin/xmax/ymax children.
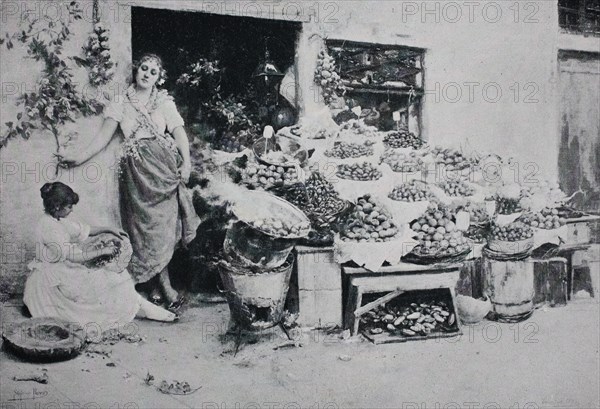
<box><xmin>541</xmin><ymin>397</ymin><xmax>580</xmax><ymax>408</ymax></box>
<box><xmin>8</xmin><ymin>387</ymin><xmax>49</xmax><ymax>401</ymax></box>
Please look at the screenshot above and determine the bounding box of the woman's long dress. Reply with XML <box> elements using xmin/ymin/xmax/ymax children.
<box><xmin>23</xmin><ymin>214</ymin><xmax>141</xmax><ymax>330</ymax></box>
<box><xmin>104</xmin><ymin>89</ymin><xmax>200</xmax><ymax>283</ymax></box>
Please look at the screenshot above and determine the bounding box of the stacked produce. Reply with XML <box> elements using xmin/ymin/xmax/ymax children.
<box><xmin>383</xmin><ymin>130</ymin><xmax>424</xmax><ymax>149</ymax></box>
<box><xmin>437</xmin><ymin>179</ymin><xmax>475</xmax><ymax>197</ymax></box>
<box><xmin>519</xmin><ymin>208</ymin><xmax>566</xmax><ymax>230</ymax></box>
<box><xmin>337</xmin><ymin>119</ymin><xmax>379</xmax><ymax>139</ymax></box>
<box><xmin>248</xmin><ymin>217</ymin><xmax>310</xmax><ymax>238</ymax></box>
<box><xmin>494</xmin><ymin>196</ymin><xmax>522</xmax><ymax>215</ymax></box>
<box><xmin>324</xmin><ymin>141</ymin><xmax>374</xmax><ymax>159</ymax></box>
<box><xmin>389</xmin><ymin>180</ymin><xmax>431</xmax><ymax>202</ymax></box>
<box><xmin>336</xmin><ymin>162</ymin><xmax>382</xmax><ymax>181</ymax></box>
<box><xmin>493</xmin><ymin>183</ymin><xmax>523</xmax><ymax>214</ymax></box>
<box><xmin>314</xmin><ymin>49</ymin><xmax>346</xmax><ymax>105</ymax></box>
<box><xmin>340</xmin><ymin>194</ymin><xmax>398</xmax><ymax>242</ymax></box>
<box><xmin>281</xmin><ymin>172</ymin><xmax>346</xmax><ymax>216</ymax></box>
<box><xmin>409</xmin><ymin>202</ymin><xmax>471</xmax><ymax>257</ymax></box>
<box><xmin>240</xmin><ymin>163</ymin><xmax>298</xmax><ymax>189</ymax></box>
<box><xmin>431</xmin><ymin>146</ymin><xmax>476</xmax><ymax>170</ymax></box>
<box><xmin>380</xmin><ymin>150</ymin><xmax>423</xmax><ymax>173</ymax></box>
<box><xmin>213</xmin><ymin>131</ymin><xmax>252</xmax><ymax>153</ymax></box>
<box><xmin>362</xmin><ymin>301</ymin><xmax>457</xmax><ymax>337</ymax></box>
<box><xmin>490</xmin><ymin>221</ymin><xmax>534</xmax><ymax>241</ymax></box>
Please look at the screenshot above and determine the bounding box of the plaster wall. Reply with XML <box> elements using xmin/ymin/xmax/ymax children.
<box><xmin>1</xmin><ymin>0</ymin><xmax>597</xmax><ymax>295</ymax></box>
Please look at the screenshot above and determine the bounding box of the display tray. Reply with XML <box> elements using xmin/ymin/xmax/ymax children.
<box><xmin>482</xmin><ymin>245</ymin><xmax>531</xmax><ymax>261</ymax></box>
<box><xmin>360</xmin><ymin>288</ymin><xmax>461</xmax><ymax>344</ymax></box>
<box><xmin>401</xmin><ymin>244</ymin><xmax>472</xmax><ymax>265</ymax></box>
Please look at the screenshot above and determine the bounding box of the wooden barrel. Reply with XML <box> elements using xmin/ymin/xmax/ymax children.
<box><xmin>483</xmin><ymin>257</ymin><xmax>535</xmax><ymax>323</ymax></box>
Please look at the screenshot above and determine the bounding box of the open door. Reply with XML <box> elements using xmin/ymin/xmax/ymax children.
<box><xmin>558</xmin><ymin>51</ymin><xmax>600</xmax><ymax>212</ymax></box>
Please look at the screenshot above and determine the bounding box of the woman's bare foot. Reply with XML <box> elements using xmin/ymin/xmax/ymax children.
<box><xmin>137</xmin><ymin>297</ymin><xmax>178</xmax><ymax>322</ymax></box>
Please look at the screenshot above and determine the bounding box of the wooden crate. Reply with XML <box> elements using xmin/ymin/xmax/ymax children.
<box><xmin>342</xmin><ymin>263</ymin><xmax>462</xmax><ymax>337</ymax></box>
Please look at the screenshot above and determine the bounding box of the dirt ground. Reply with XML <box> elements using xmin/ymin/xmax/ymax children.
<box><xmin>1</xmin><ymin>297</ymin><xmax>599</xmax><ymax>409</ymax></box>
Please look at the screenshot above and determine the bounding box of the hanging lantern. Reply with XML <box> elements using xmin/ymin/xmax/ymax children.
<box><xmin>253</xmin><ymin>48</ymin><xmax>285</xmax><ymax>96</ymax></box>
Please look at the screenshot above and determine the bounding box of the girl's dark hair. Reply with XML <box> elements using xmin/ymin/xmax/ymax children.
<box><xmin>131</xmin><ymin>53</ymin><xmax>167</xmax><ymax>86</ymax></box>
<box><xmin>40</xmin><ymin>182</ymin><xmax>79</xmax><ymax>217</ymax></box>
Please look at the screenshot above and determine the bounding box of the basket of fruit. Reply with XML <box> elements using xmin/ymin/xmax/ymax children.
<box><xmin>380</xmin><ymin>150</ymin><xmax>425</xmax><ymax>175</ymax></box>
<box><xmin>339</xmin><ymin>194</ymin><xmax>399</xmax><ymax>243</ymax></box>
<box><xmin>519</xmin><ymin>207</ymin><xmax>567</xmax><ymax>230</ymax></box>
<box><xmin>253</xmin><ymin>135</ymin><xmax>308</xmax><ymax>168</ymax></box>
<box><xmin>239</xmin><ymin>161</ymin><xmax>299</xmax><ymax>190</ymax></box>
<box><xmin>403</xmin><ymin>202</ymin><xmax>473</xmax><ymax>264</ymax></box>
<box><xmin>383</xmin><ymin>130</ymin><xmax>425</xmax><ymax>149</ymax></box>
<box><xmin>388</xmin><ymin>180</ymin><xmax>432</xmax><ymax>202</ymax></box>
<box><xmin>430</xmin><ymin>146</ymin><xmax>477</xmax><ymax>171</ymax></box>
<box><xmin>487</xmin><ymin>221</ymin><xmax>534</xmax><ymax>256</ymax></box>
<box><xmin>82</xmin><ymin>233</ymin><xmax>132</xmax><ymax>273</ymax></box>
<box><xmin>324</xmin><ymin>141</ymin><xmax>374</xmax><ymax>159</ymax></box>
<box><xmin>231</xmin><ymin>190</ymin><xmax>311</xmax><ymax>240</ymax></box>
<box><xmin>336</xmin><ymin>162</ymin><xmax>382</xmax><ymax>181</ymax></box>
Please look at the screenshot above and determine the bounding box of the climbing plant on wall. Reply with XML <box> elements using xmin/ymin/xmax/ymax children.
<box><xmin>0</xmin><ymin>1</ymin><xmax>103</xmax><ymax>150</ymax></box>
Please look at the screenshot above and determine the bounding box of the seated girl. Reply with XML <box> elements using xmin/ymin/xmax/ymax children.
<box><xmin>24</xmin><ymin>182</ymin><xmax>178</xmax><ymax>331</ymax></box>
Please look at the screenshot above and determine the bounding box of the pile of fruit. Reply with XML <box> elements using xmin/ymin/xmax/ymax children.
<box><xmin>431</xmin><ymin>146</ymin><xmax>476</xmax><ymax>170</ymax></box>
<box><xmin>337</xmin><ymin>119</ymin><xmax>379</xmax><ymax>139</ymax></box>
<box><xmin>336</xmin><ymin>162</ymin><xmax>382</xmax><ymax>181</ymax></box>
<box><xmin>362</xmin><ymin>301</ymin><xmax>457</xmax><ymax>337</ymax></box>
<box><xmin>388</xmin><ymin>180</ymin><xmax>431</xmax><ymax>202</ymax></box>
<box><xmin>437</xmin><ymin>179</ymin><xmax>475</xmax><ymax>197</ymax></box>
<box><xmin>409</xmin><ymin>203</ymin><xmax>471</xmax><ymax>257</ymax></box>
<box><xmin>314</xmin><ymin>49</ymin><xmax>346</xmax><ymax>105</ymax></box>
<box><xmin>490</xmin><ymin>221</ymin><xmax>533</xmax><ymax>241</ymax></box>
<box><xmin>340</xmin><ymin>194</ymin><xmax>398</xmax><ymax>242</ymax></box>
<box><xmin>281</xmin><ymin>172</ymin><xmax>346</xmax><ymax>216</ymax></box>
<box><xmin>240</xmin><ymin>163</ymin><xmax>298</xmax><ymax>189</ymax></box>
<box><xmin>383</xmin><ymin>130</ymin><xmax>424</xmax><ymax>149</ymax></box>
<box><xmin>249</xmin><ymin>217</ymin><xmax>310</xmax><ymax>238</ymax></box>
<box><xmin>213</xmin><ymin>131</ymin><xmax>252</xmax><ymax>153</ymax></box>
<box><xmin>494</xmin><ymin>196</ymin><xmax>522</xmax><ymax>215</ymax></box>
<box><xmin>380</xmin><ymin>150</ymin><xmax>423</xmax><ymax>173</ymax></box>
<box><xmin>520</xmin><ymin>208</ymin><xmax>567</xmax><ymax>230</ymax></box>
<box><xmin>324</xmin><ymin>141</ymin><xmax>374</xmax><ymax>159</ymax></box>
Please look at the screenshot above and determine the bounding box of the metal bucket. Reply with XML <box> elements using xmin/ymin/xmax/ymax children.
<box><xmin>483</xmin><ymin>257</ymin><xmax>535</xmax><ymax>323</ymax></box>
<box><xmin>224</xmin><ymin>221</ymin><xmax>295</xmax><ymax>269</ymax></box>
<box><xmin>218</xmin><ymin>255</ymin><xmax>294</xmax><ymax>331</ymax></box>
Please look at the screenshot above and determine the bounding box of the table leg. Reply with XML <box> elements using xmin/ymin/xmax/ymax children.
<box><xmin>344</xmin><ymin>284</ymin><xmax>362</xmax><ymax>336</ymax></box>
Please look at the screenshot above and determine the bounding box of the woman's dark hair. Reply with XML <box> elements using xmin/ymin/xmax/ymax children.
<box><xmin>131</xmin><ymin>53</ymin><xmax>167</xmax><ymax>86</ymax></box>
<box><xmin>40</xmin><ymin>182</ymin><xmax>79</xmax><ymax>217</ymax></box>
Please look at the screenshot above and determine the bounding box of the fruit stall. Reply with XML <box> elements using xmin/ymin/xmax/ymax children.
<box><xmin>184</xmin><ymin>40</ymin><xmax>599</xmax><ymax>344</ymax></box>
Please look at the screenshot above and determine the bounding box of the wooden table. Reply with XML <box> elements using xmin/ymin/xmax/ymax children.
<box><xmin>342</xmin><ymin>262</ymin><xmax>463</xmax><ymax>336</ymax></box>
<box><xmin>558</xmin><ymin>243</ymin><xmax>592</xmax><ymax>300</ymax></box>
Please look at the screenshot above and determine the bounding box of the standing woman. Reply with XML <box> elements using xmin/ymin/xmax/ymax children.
<box><xmin>58</xmin><ymin>54</ymin><xmax>200</xmax><ymax>309</ymax></box>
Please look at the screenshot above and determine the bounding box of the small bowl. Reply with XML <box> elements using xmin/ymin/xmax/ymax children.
<box><xmin>456</xmin><ymin>295</ymin><xmax>491</xmax><ymax>324</ymax></box>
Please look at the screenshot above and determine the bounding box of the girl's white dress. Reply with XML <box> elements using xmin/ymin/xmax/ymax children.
<box><xmin>23</xmin><ymin>213</ymin><xmax>141</xmax><ymax>331</ymax></box>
